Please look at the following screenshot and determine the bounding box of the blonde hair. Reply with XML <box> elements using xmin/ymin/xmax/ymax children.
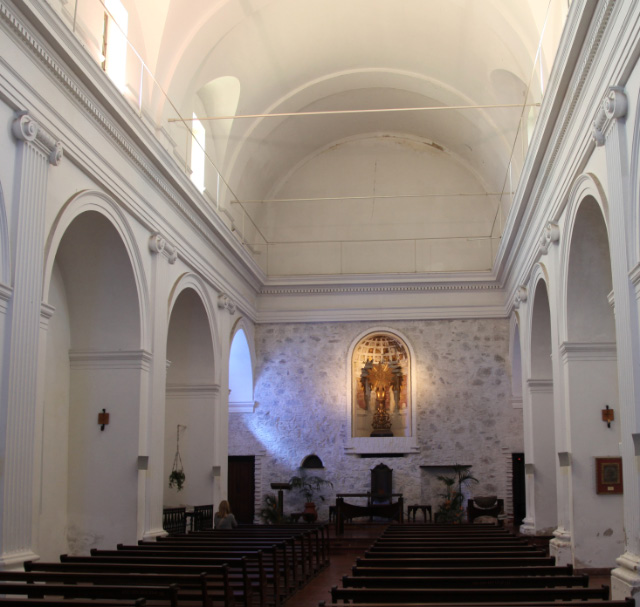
<box><xmin>217</xmin><ymin>500</ymin><xmax>231</xmax><ymax>517</ymax></box>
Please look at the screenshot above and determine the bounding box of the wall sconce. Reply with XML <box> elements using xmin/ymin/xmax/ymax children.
<box><xmin>98</xmin><ymin>409</ymin><xmax>110</xmax><ymax>431</ymax></box>
<box><xmin>602</xmin><ymin>405</ymin><xmax>614</xmax><ymax>428</ymax></box>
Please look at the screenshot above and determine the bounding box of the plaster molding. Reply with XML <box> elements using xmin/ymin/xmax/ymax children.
<box><xmin>510</xmin><ymin>396</ymin><xmax>523</xmax><ymax>409</ymax></box>
<box><xmin>165</xmin><ymin>383</ymin><xmax>221</xmax><ymax>399</ymax></box>
<box><xmin>0</xmin><ymin>550</ymin><xmax>40</xmax><ymax>569</ymax></box>
<box><xmin>559</xmin><ymin>341</ymin><xmax>617</xmax><ymax>362</ymax></box>
<box><xmin>256</xmin><ymin>303</ymin><xmax>507</xmax><ymax>324</ymax></box>
<box><xmin>229</xmin><ymin>401</ymin><xmax>256</xmax><ymax>413</ymax></box>
<box><xmin>260</xmin><ymin>279</ymin><xmax>502</xmax><ymax>296</ymax></box>
<box><xmin>149</xmin><ymin>233</ymin><xmax>178</xmax><ymax>264</ymax></box>
<box><xmin>526</xmin><ymin>379</ymin><xmax>553</xmax><ymax>393</ymax></box>
<box><xmin>69</xmin><ymin>349</ymin><xmax>153</xmax><ymax>370</ymax></box>
<box><xmin>39</xmin><ymin>302</ymin><xmax>55</xmax><ymax>330</ymax></box>
<box><xmin>593</xmin><ymin>87</ymin><xmax>628</xmax><ymax>147</ymax></box>
<box><xmin>217</xmin><ymin>293</ymin><xmax>237</xmax><ymax>315</ymax></box>
<box><xmin>12</xmin><ymin>111</ymin><xmax>63</xmax><ymax>166</ymax></box>
<box><xmin>514</xmin><ymin>286</ymin><xmax>528</xmax><ymax>309</ymax></box>
<box><xmin>539</xmin><ymin>222</ymin><xmax>560</xmax><ymax>255</ymax></box>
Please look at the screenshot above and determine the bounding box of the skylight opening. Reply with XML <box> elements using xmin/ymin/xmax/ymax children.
<box><xmin>102</xmin><ymin>0</ymin><xmax>128</xmax><ymax>93</ymax></box>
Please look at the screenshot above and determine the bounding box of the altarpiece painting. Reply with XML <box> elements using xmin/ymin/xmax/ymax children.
<box><xmin>351</xmin><ymin>332</ymin><xmax>411</xmax><ymax>438</ymax></box>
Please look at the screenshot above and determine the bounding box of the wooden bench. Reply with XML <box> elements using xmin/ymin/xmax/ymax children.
<box><xmin>354</xmin><ymin>556</ymin><xmax>557</xmax><ymax>568</ymax></box>
<box><xmin>319</xmin><ymin>600</ymin><xmax>635</xmax><ymax>607</ymax></box>
<box><xmin>341</xmin><ymin>573</ymin><xmax>590</xmax><ymax>589</ymax></box>
<box><xmin>0</xmin><ymin>582</ymin><xmax>179</xmax><ymax>607</ymax></box>
<box><xmin>351</xmin><ymin>564</ymin><xmax>576</xmax><ymax>578</ymax></box>
<box><xmin>12</xmin><ymin>567</ymin><xmax>229</xmax><ymax>607</ymax></box>
<box><xmin>329</xmin><ymin>585</ymin><xmax>611</xmax><ymax>604</ymax></box>
<box><xmin>29</xmin><ymin>558</ymin><xmax>251</xmax><ymax>607</ymax></box>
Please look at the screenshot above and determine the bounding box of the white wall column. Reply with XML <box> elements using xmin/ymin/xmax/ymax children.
<box><xmin>521</xmin><ymin>379</ymin><xmax>557</xmax><ymax>536</ymax></box>
<box><xmin>0</xmin><ymin>112</ymin><xmax>62</xmax><ymax>566</ymax></box>
<box><xmin>593</xmin><ymin>87</ymin><xmax>640</xmax><ymax>598</ymax></box>
<box><xmin>142</xmin><ymin>233</ymin><xmax>178</xmax><ymax>540</ymax></box>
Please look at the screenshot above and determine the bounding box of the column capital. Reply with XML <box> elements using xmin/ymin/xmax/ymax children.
<box><xmin>148</xmin><ymin>232</ymin><xmax>178</xmax><ymax>264</ymax></box>
<box><xmin>11</xmin><ymin>111</ymin><xmax>63</xmax><ymax>166</ymax></box>
<box><xmin>593</xmin><ymin>87</ymin><xmax>627</xmax><ymax>147</ymax></box>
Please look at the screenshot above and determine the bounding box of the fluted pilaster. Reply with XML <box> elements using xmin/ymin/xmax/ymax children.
<box><xmin>0</xmin><ymin>112</ymin><xmax>63</xmax><ymax>565</ymax></box>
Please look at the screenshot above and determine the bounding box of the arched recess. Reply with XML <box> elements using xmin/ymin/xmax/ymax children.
<box><xmin>228</xmin><ymin>317</ymin><xmax>255</xmax><ymax>413</ymax></box>
<box><xmin>522</xmin><ymin>271</ymin><xmax>557</xmax><ymax>535</ymax></box>
<box><xmin>345</xmin><ymin>327</ymin><xmax>418</xmax><ymax>455</ymax></box>
<box><xmin>561</xmin><ymin>193</ymin><xmax>622</xmax><ymax>568</ymax></box>
<box><xmin>42</xmin><ymin>207</ymin><xmax>145</xmax><ymax>558</ymax></box>
<box><xmin>164</xmin><ymin>276</ymin><xmax>219</xmax><ymax>508</ymax></box>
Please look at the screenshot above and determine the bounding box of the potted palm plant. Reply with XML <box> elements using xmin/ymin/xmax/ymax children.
<box><xmin>289</xmin><ymin>470</ymin><xmax>333</xmax><ymax>522</ymax></box>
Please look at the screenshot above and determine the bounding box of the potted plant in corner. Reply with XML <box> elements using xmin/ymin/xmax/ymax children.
<box><xmin>289</xmin><ymin>470</ymin><xmax>333</xmax><ymax>522</ymax></box>
<box><xmin>435</xmin><ymin>463</ymin><xmax>478</xmax><ymax>523</ymax></box>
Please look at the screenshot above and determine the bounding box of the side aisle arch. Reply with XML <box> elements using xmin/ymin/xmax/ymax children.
<box><xmin>556</xmin><ymin>174</ymin><xmax>623</xmax><ymax>568</ymax></box>
<box><xmin>164</xmin><ymin>273</ymin><xmax>221</xmax><ymax>508</ymax></box>
<box><xmin>40</xmin><ymin>190</ymin><xmax>149</xmax><ymax>556</ymax></box>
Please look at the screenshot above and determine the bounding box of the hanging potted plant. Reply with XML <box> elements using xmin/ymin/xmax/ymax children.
<box><xmin>168</xmin><ymin>424</ymin><xmax>186</xmax><ymax>491</ymax></box>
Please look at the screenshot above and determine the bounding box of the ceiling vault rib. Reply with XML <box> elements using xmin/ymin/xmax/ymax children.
<box><xmin>168</xmin><ymin>103</ymin><xmax>541</xmax><ymax>123</ymax></box>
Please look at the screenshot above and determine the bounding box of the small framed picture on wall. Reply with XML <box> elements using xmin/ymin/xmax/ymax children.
<box><xmin>595</xmin><ymin>457</ymin><xmax>623</xmax><ymax>494</ymax></box>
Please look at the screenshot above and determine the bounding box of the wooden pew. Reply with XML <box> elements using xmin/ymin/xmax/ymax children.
<box><xmin>366</xmin><ymin>545</ymin><xmax>542</xmax><ymax>553</ymax></box>
<box><xmin>341</xmin><ymin>573</ymin><xmax>590</xmax><ymax>589</ymax></box>
<box><xmin>115</xmin><ymin>544</ymin><xmax>292</xmax><ymax>600</ymax></box>
<box><xmin>351</xmin><ymin>563</ymin><xmax>576</xmax><ymax>578</ymax></box>
<box><xmin>0</xmin><ymin>599</ymin><xmax>147</xmax><ymax>607</ymax></box>
<box><xmin>329</xmin><ymin>585</ymin><xmax>611</xmax><ymax>604</ymax></box>
<box><xmin>362</xmin><ymin>549</ymin><xmax>548</xmax><ymax>559</ymax></box>
<box><xmin>319</xmin><ymin>601</ymin><xmax>635</xmax><ymax>607</ymax></box>
<box><xmin>0</xmin><ymin>581</ymin><xmax>179</xmax><ymax>607</ymax></box>
<box><xmin>354</xmin><ymin>556</ymin><xmax>557</xmax><ymax>568</ymax></box>
<box><xmin>11</xmin><ymin>568</ymin><xmax>229</xmax><ymax>607</ymax></box>
<box><xmin>28</xmin><ymin>558</ymin><xmax>252</xmax><ymax>607</ymax></box>
<box><xmin>66</xmin><ymin>552</ymin><xmax>272</xmax><ymax>607</ymax></box>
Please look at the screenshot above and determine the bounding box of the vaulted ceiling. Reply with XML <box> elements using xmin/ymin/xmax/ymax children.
<box><xmin>124</xmin><ymin>0</ymin><xmax>568</xmax><ymax>278</ymax></box>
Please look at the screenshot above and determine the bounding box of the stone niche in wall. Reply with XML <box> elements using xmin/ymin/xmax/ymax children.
<box><xmin>345</xmin><ymin>329</ymin><xmax>419</xmax><ymax>455</ymax></box>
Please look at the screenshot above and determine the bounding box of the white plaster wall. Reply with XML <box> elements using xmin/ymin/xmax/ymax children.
<box><xmin>229</xmin><ymin>318</ymin><xmax>523</xmax><ymax>520</ymax></box>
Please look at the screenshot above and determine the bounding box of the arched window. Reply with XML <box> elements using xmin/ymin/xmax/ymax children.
<box><xmin>229</xmin><ymin>328</ymin><xmax>254</xmax><ymax>413</ymax></box>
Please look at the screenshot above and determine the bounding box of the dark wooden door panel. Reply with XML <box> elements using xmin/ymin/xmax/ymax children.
<box><xmin>228</xmin><ymin>456</ymin><xmax>255</xmax><ymax>523</ymax></box>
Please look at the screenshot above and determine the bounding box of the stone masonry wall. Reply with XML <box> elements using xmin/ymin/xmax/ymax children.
<box><xmin>228</xmin><ymin>319</ymin><xmax>523</xmax><ymax>521</ymax></box>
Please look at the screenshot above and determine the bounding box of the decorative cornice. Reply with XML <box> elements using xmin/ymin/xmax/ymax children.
<box><xmin>149</xmin><ymin>233</ymin><xmax>178</xmax><ymax>264</ymax></box>
<box><xmin>69</xmin><ymin>349</ymin><xmax>153</xmax><ymax>370</ymax></box>
<box><xmin>539</xmin><ymin>222</ymin><xmax>560</xmax><ymax>255</ymax></box>
<box><xmin>559</xmin><ymin>341</ymin><xmax>617</xmax><ymax>361</ymax></box>
<box><xmin>12</xmin><ymin>111</ymin><xmax>63</xmax><ymax>165</ymax></box>
<box><xmin>166</xmin><ymin>383</ymin><xmax>220</xmax><ymax>398</ymax></box>
<box><xmin>260</xmin><ymin>280</ymin><xmax>502</xmax><ymax>296</ymax></box>
<box><xmin>217</xmin><ymin>293</ymin><xmax>236</xmax><ymax>315</ymax></box>
<box><xmin>592</xmin><ymin>86</ymin><xmax>628</xmax><ymax>146</ymax></box>
<box><xmin>526</xmin><ymin>378</ymin><xmax>553</xmax><ymax>392</ymax></box>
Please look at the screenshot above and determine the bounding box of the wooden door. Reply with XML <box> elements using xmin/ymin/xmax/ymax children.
<box><xmin>512</xmin><ymin>452</ymin><xmax>526</xmax><ymax>529</ymax></box>
<box><xmin>228</xmin><ymin>456</ymin><xmax>255</xmax><ymax>523</ymax></box>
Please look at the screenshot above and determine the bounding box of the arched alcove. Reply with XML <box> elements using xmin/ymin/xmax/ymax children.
<box><xmin>563</xmin><ymin>196</ymin><xmax>622</xmax><ymax>567</ymax></box>
<box><xmin>523</xmin><ymin>277</ymin><xmax>557</xmax><ymax>535</ymax></box>
<box><xmin>228</xmin><ymin>325</ymin><xmax>255</xmax><ymax>413</ymax></box>
<box><xmin>164</xmin><ymin>287</ymin><xmax>217</xmax><ymax>508</ymax></box>
<box><xmin>42</xmin><ymin>210</ymin><xmax>143</xmax><ymax>557</ymax></box>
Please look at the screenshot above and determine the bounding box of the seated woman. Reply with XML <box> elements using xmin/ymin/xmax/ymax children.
<box><xmin>214</xmin><ymin>500</ymin><xmax>238</xmax><ymax>529</ymax></box>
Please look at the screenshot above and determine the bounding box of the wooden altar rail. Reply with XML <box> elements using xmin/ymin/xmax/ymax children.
<box><xmin>335</xmin><ymin>496</ymin><xmax>403</xmax><ymax>535</ymax></box>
